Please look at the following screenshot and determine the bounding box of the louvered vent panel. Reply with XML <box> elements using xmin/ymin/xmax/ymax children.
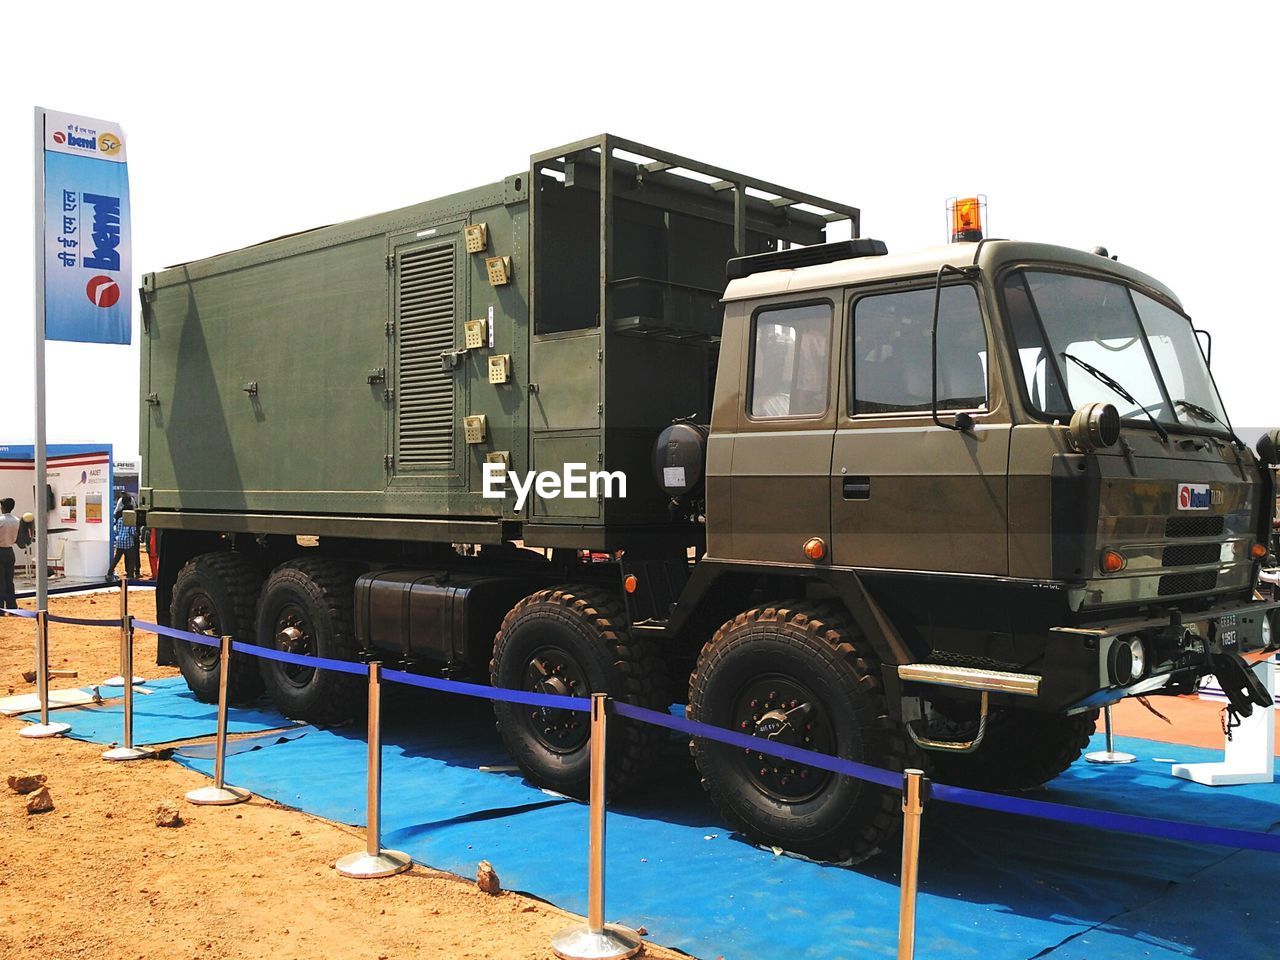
<box><xmin>397</xmin><ymin>244</ymin><xmax>455</xmax><ymax>466</ymax></box>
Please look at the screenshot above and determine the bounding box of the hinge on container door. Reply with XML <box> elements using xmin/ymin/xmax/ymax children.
<box><xmin>597</xmin><ymin>349</ymin><xmax>603</xmax><ymax>361</ymax></box>
<box><xmin>385</xmin><ymin>319</ymin><xmax>395</xmax><ymax>337</ymax></box>
<box><xmin>385</xmin><ymin>254</ymin><xmax>394</xmax><ymax>271</ymax></box>
<box><xmin>596</xmin><ymin>402</ymin><xmax>603</xmax><ymax>416</ymax></box>
<box><xmin>145</xmin><ymin>393</ymin><xmax>159</xmax><ymax>406</ymax></box>
<box><xmin>383</xmin><ymin>387</ymin><xmax>394</xmax><ymax>403</ymax></box>
<box><xmin>384</xmin><ymin>454</ymin><xmax>394</xmax><ymax>471</ymax></box>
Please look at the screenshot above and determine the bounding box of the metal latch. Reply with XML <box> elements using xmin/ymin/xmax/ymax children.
<box><xmin>145</xmin><ymin>393</ymin><xmax>160</xmax><ymax>406</ymax></box>
<box><xmin>242</xmin><ymin>381</ymin><xmax>259</xmax><ymax>397</ymax></box>
<box><xmin>440</xmin><ymin>350</ymin><xmax>465</xmax><ymax>371</ymax></box>
<box><xmin>366</xmin><ymin>367</ymin><xmax>386</xmax><ymax>384</ymax></box>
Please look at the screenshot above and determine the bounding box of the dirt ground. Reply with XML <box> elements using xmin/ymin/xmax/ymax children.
<box><xmin>0</xmin><ymin>590</ymin><xmax>684</xmax><ymax>960</ymax></box>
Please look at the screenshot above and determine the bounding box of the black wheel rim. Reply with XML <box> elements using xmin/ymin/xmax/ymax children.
<box><xmin>184</xmin><ymin>593</ymin><xmax>221</xmax><ymax>669</ymax></box>
<box><xmin>273</xmin><ymin>603</ymin><xmax>315</xmax><ymax>687</ymax></box>
<box><xmin>732</xmin><ymin>674</ymin><xmax>835</xmax><ymax>803</ymax></box>
<box><xmin>521</xmin><ymin>644</ymin><xmax>589</xmax><ymax>754</ymax></box>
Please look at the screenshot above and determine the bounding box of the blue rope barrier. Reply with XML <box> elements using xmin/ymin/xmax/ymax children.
<box><xmin>612</xmin><ymin>701</ymin><xmax>905</xmax><ymax>790</ymax></box>
<box><xmin>930</xmin><ymin>781</ymin><xmax>1280</xmax><ymax>853</ymax></box>
<box><xmin>133</xmin><ymin>619</ymin><xmax>220</xmax><ymax>648</ymax></box>
<box><xmin>0</xmin><ymin>608</ymin><xmax>38</xmax><ymax>619</ymax></box>
<box><xmin>47</xmin><ymin>614</ymin><xmax>119</xmax><ymax>627</ymax></box>
<box><xmin>382</xmin><ymin>667</ymin><xmax>590</xmax><ymax>713</ymax></box>
<box><xmin>231</xmin><ymin>641</ymin><xmax>369</xmax><ymax>677</ymax></box>
<box><xmin>71</xmin><ymin>612</ymin><xmax>1280</xmax><ymax>855</ymax></box>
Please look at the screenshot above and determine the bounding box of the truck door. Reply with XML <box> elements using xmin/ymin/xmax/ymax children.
<box><xmin>724</xmin><ymin>298</ymin><xmax>837</xmax><ymax>564</ymax></box>
<box><xmin>388</xmin><ymin>221</ymin><xmax>469</xmax><ymax>495</ymax></box>
<box><xmin>830</xmin><ymin>281</ymin><xmax>1010</xmax><ymax>575</ymax></box>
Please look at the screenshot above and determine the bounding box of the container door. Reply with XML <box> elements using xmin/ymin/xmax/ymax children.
<box><xmin>389</xmin><ymin>222</ymin><xmax>468</xmax><ymax>492</ymax></box>
<box><xmin>830</xmin><ymin>282</ymin><xmax>1010</xmax><ymax>574</ymax></box>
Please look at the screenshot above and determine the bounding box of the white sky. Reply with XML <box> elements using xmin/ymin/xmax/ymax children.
<box><xmin>2</xmin><ymin>1</ymin><xmax>1277</xmax><ymax>456</ymax></box>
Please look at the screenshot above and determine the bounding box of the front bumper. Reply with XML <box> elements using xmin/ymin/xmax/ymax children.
<box><xmin>1055</xmin><ymin>595</ymin><xmax>1280</xmax><ymax>711</ymax></box>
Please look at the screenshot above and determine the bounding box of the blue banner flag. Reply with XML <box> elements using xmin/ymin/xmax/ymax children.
<box><xmin>41</xmin><ymin>109</ymin><xmax>131</xmax><ymax>345</ymax></box>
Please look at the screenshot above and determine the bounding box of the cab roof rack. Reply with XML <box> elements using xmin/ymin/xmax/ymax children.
<box><xmin>726</xmin><ymin>238</ymin><xmax>888</xmax><ymax>281</ymax></box>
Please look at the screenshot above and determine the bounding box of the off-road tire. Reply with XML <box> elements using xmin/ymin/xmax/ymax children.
<box><xmin>255</xmin><ymin>558</ymin><xmax>364</xmax><ymax>725</ymax></box>
<box><xmin>490</xmin><ymin>584</ymin><xmax>667</xmax><ymax>799</ymax></box>
<box><xmin>688</xmin><ymin>602</ymin><xmax>915</xmax><ymax>863</ymax></box>
<box><xmin>926</xmin><ymin>707</ymin><xmax>1099</xmax><ymax>791</ymax></box>
<box><xmin>169</xmin><ymin>552</ymin><xmax>265</xmax><ymax>704</ymax></box>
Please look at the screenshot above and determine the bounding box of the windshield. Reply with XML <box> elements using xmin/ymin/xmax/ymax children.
<box><xmin>1002</xmin><ymin>270</ymin><xmax>1230</xmax><ymax>434</ymax></box>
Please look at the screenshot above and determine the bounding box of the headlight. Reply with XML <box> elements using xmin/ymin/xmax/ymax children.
<box><xmin>1128</xmin><ymin>637</ymin><xmax>1146</xmax><ymax>680</ymax></box>
<box><xmin>1109</xmin><ymin>635</ymin><xmax>1147</xmax><ymax>686</ymax></box>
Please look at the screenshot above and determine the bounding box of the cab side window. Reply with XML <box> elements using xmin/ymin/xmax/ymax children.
<box><xmin>749</xmin><ymin>302</ymin><xmax>832</xmax><ymax>419</ymax></box>
<box><xmin>852</xmin><ymin>286</ymin><xmax>987</xmax><ymax>414</ymax></box>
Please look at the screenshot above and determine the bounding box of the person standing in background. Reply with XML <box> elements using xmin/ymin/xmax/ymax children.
<box><xmin>111</xmin><ymin>493</ymin><xmax>140</xmax><ymax>580</ymax></box>
<box><xmin>0</xmin><ymin>498</ymin><xmax>20</xmax><ymax>608</ymax></box>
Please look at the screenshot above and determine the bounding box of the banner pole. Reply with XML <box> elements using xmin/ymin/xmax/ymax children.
<box><xmin>32</xmin><ymin>106</ymin><xmax>48</xmax><ymax>635</ymax></box>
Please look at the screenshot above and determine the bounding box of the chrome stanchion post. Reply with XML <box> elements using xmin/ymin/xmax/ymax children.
<box><xmin>104</xmin><ymin>573</ymin><xmax>143</xmax><ymax>687</ymax></box>
<box><xmin>337</xmin><ymin>662</ymin><xmax>411</xmax><ymax>878</ymax></box>
<box><xmin>897</xmin><ymin>768</ymin><xmax>926</xmax><ymax>960</ymax></box>
<box><xmin>551</xmin><ymin>693</ymin><xmax>641</xmax><ymax>960</ymax></box>
<box><xmin>20</xmin><ymin>609</ymin><xmax>70</xmax><ymax>738</ymax></box>
<box><xmin>103</xmin><ymin>614</ymin><xmax>152</xmax><ymax>761</ymax></box>
<box><xmin>1085</xmin><ymin>704</ymin><xmax>1137</xmax><ymax>764</ymax></box>
<box><xmin>185</xmin><ymin>635</ymin><xmax>250</xmax><ymax>805</ymax></box>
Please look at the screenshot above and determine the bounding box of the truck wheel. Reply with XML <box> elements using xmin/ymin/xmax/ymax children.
<box><xmin>169</xmin><ymin>552</ymin><xmax>265</xmax><ymax>704</ymax></box>
<box><xmin>926</xmin><ymin>707</ymin><xmax>1098</xmax><ymax>791</ymax></box>
<box><xmin>490</xmin><ymin>584</ymin><xmax>667</xmax><ymax>799</ymax></box>
<box><xmin>254</xmin><ymin>558</ymin><xmax>364</xmax><ymax>725</ymax></box>
<box><xmin>688</xmin><ymin>603</ymin><xmax>913</xmax><ymax>863</ymax></box>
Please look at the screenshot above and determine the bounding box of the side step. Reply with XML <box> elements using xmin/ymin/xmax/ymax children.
<box><xmin>897</xmin><ymin>663</ymin><xmax>1041</xmax><ymax>697</ymax></box>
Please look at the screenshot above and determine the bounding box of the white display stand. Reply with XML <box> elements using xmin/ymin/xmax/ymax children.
<box><xmin>1172</xmin><ymin>659</ymin><xmax>1275</xmax><ymax>786</ymax></box>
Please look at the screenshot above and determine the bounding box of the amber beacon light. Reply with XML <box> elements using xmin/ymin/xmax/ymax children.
<box><xmin>949</xmin><ymin>195</ymin><xmax>987</xmax><ymax>242</ymax></box>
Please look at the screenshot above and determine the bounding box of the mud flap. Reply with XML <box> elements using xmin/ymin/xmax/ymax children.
<box><xmin>1210</xmin><ymin>651</ymin><xmax>1274</xmax><ymax>718</ymax></box>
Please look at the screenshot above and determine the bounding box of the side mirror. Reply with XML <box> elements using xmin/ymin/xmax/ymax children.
<box><xmin>1257</xmin><ymin>429</ymin><xmax>1280</xmax><ymax>465</ymax></box>
<box><xmin>1069</xmin><ymin>402</ymin><xmax>1121</xmax><ymax>453</ymax></box>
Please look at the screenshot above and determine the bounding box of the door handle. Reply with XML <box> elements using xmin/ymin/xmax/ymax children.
<box><xmin>842</xmin><ymin>476</ymin><xmax>871</xmax><ymax>500</ymax></box>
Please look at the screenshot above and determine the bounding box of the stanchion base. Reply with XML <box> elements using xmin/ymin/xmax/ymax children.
<box><xmin>335</xmin><ymin>849</ymin><xmax>413</xmax><ymax>878</ymax></box>
<box><xmin>102</xmin><ymin>745</ymin><xmax>154</xmax><ymax>761</ymax></box>
<box><xmin>550</xmin><ymin>924</ymin><xmax>643</xmax><ymax>960</ymax></box>
<box><xmin>102</xmin><ymin>675</ymin><xmax>146</xmax><ymax>688</ymax></box>
<box><xmin>185</xmin><ymin>785</ymin><xmax>251</xmax><ymax>805</ymax></box>
<box><xmin>1086</xmin><ymin>750</ymin><xmax>1138</xmax><ymax>764</ymax></box>
<box><xmin>19</xmin><ymin>721</ymin><xmax>71</xmax><ymax>739</ymax></box>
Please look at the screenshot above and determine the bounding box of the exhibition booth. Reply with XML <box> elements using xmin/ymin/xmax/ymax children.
<box><xmin>0</xmin><ymin>443</ymin><xmax>117</xmax><ymax>587</ymax></box>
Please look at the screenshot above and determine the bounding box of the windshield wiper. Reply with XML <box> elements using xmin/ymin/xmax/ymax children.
<box><xmin>1060</xmin><ymin>352</ymin><xmax>1169</xmax><ymax>443</ymax></box>
<box><xmin>1175</xmin><ymin>399</ymin><xmax>1218</xmax><ymax>424</ymax></box>
<box><xmin>1174</xmin><ymin>399</ymin><xmax>1247</xmax><ymax>449</ymax></box>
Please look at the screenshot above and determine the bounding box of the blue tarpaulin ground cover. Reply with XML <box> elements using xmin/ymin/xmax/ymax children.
<box><xmin>20</xmin><ymin>675</ymin><xmax>293</xmax><ymax>744</ymax></box>
<box><xmin>31</xmin><ymin>678</ymin><xmax>1280</xmax><ymax>959</ymax></box>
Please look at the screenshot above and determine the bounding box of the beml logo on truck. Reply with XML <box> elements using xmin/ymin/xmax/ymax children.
<box><xmin>1177</xmin><ymin>483</ymin><xmax>1212</xmax><ymax>511</ymax></box>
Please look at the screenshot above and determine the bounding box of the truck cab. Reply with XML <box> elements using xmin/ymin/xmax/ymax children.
<box><xmin>679</xmin><ymin>237</ymin><xmax>1276</xmax><ymax>820</ymax></box>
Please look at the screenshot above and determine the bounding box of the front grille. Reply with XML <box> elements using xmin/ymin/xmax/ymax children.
<box><xmin>1158</xmin><ymin>571</ymin><xmax>1218</xmax><ymax>596</ymax></box>
<box><xmin>1165</xmin><ymin>516</ymin><xmax>1224</xmax><ymax>538</ymax></box>
<box><xmin>1162</xmin><ymin>543</ymin><xmax>1221</xmax><ymax>567</ymax></box>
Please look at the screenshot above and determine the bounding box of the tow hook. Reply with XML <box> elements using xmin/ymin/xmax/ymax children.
<box><xmin>1210</xmin><ymin>651</ymin><xmax>1274</xmax><ymax>718</ymax></box>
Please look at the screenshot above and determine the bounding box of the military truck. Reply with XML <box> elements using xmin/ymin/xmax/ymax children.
<box><xmin>137</xmin><ymin>135</ymin><xmax>1280</xmax><ymax>861</ymax></box>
